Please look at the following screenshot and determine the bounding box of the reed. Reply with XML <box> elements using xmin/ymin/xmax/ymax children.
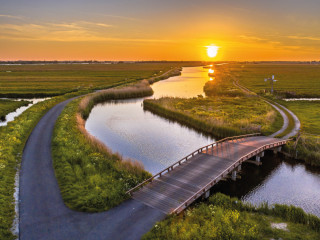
<box><xmin>143</xmin><ymin>96</ymin><xmax>279</xmax><ymax>139</ymax></box>
<box><xmin>143</xmin><ymin>99</ymin><xmax>243</xmax><ymax>138</ymax></box>
<box><xmin>52</xmin><ymin>80</ymin><xmax>158</xmax><ymax>212</ymax></box>
<box><xmin>79</xmin><ymin>80</ymin><xmax>153</xmax><ymax>120</ymax></box>
<box><xmin>143</xmin><ymin>193</ymin><xmax>320</xmax><ymax>240</ymax></box>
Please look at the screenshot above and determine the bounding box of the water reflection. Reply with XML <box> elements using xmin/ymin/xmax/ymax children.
<box><xmin>85</xmin><ymin>66</ymin><xmax>320</xmax><ymax>217</ymax></box>
<box><xmin>86</xmin><ymin>67</ymin><xmax>215</xmax><ymax>174</ymax></box>
<box><xmin>211</xmin><ymin>152</ymin><xmax>320</xmax><ymax>217</ymax></box>
<box><xmin>151</xmin><ymin>67</ymin><xmax>210</xmax><ymax>98</ymax></box>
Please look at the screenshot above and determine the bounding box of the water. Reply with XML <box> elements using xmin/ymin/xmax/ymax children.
<box><xmin>284</xmin><ymin>98</ymin><xmax>320</xmax><ymax>101</ymax></box>
<box><xmin>86</xmin><ymin>67</ymin><xmax>214</xmax><ymax>174</ymax></box>
<box><xmin>86</xmin><ymin>66</ymin><xmax>320</xmax><ymax>217</ymax></box>
<box><xmin>0</xmin><ymin>98</ymin><xmax>49</xmax><ymax>127</ymax></box>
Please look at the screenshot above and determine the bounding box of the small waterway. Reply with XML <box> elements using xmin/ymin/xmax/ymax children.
<box><xmin>86</xmin><ymin>67</ymin><xmax>320</xmax><ymax>217</ymax></box>
<box><xmin>284</xmin><ymin>98</ymin><xmax>320</xmax><ymax>101</ymax></box>
<box><xmin>0</xmin><ymin>98</ymin><xmax>49</xmax><ymax>127</ymax></box>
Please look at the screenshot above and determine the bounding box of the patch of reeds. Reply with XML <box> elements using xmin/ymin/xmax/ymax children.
<box><xmin>143</xmin><ymin>193</ymin><xmax>320</xmax><ymax>239</ymax></box>
<box><xmin>284</xmin><ymin>134</ymin><xmax>320</xmax><ymax>166</ymax></box>
<box><xmin>52</xmin><ymin>81</ymin><xmax>157</xmax><ymax>212</ymax></box>
<box><xmin>144</xmin><ymin>99</ymin><xmax>254</xmax><ymax>138</ymax></box>
<box><xmin>80</xmin><ymin>80</ymin><xmax>153</xmax><ymax>120</ymax></box>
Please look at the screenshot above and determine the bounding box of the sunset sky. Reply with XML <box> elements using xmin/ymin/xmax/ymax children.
<box><xmin>1</xmin><ymin>0</ymin><xmax>320</xmax><ymax>61</ymax></box>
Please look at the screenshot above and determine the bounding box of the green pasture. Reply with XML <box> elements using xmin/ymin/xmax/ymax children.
<box><xmin>0</xmin><ymin>62</ymin><xmax>200</xmax><ymax>97</ymax></box>
<box><xmin>229</xmin><ymin>64</ymin><xmax>320</xmax><ymax>98</ymax></box>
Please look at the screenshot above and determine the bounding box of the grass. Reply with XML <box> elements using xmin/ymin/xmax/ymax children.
<box><xmin>227</xmin><ymin>63</ymin><xmax>320</xmax><ymax>164</ymax></box>
<box><xmin>144</xmin><ymin>96</ymin><xmax>280</xmax><ymax>138</ymax></box>
<box><xmin>52</xmin><ymin>96</ymin><xmax>151</xmax><ymax>212</ymax></box>
<box><xmin>0</xmin><ymin>99</ymin><xmax>30</xmax><ymax>121</ymax></box>
<box><xmin>0</xmin><ymin>91</ymin><xmax>88</xmax><ymax>240</ymax></box>
<box><xmin>144</xmin><ymin>64</ymin><xmax>283</xmax><ymax>138</ymax></box>
<box><xmin>143</xmin><ymin>193</ymin><xmax>320</xmax><ymax>240</ymax></box>
<box><xmin>0</xmin><ymin>62</ymin><xmax>199</xmax><ymax>97</ymax></box>
<box><xmin>0</xmin><ymin>62</ymin><xmax>191</xmax><ymax>238</ymax></box>
<box><xmin>229</xmin><ymin>64</ymin><xmax>320</xmax><ymax>98</ymax></box>
<box><xmin>281</xmin><ymin>101</ymin><xmax>320</xmax><ymax>135</ymax></box>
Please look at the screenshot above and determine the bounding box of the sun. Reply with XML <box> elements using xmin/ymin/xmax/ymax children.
<box><xmin>206</xmin><ymin>45</ymin><xmax>219</xmax><ymax>58</ymax></box>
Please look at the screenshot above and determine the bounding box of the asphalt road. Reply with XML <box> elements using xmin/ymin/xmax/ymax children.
<box><xmin>19</xmin><ymin>98</ymin><xmax>165</xmax><ymax>240</ymax></box>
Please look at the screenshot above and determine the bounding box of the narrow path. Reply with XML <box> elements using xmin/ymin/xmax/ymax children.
<box><xmin>19</xmin><ymin>100</ymin><xmax>165</xmax><ymax>240</ymax></box>
<box><xmin>233</xmin><ymin>79</ymin><xmax>300</xmax><ymax>138</ymax></box>
<box><xmin>19</xmin><ymin>68</ymin><xmax>183</xmax><ymax>239</ymax></box>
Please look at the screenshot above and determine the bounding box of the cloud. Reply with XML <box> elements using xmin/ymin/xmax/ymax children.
<box><xmin>0</xmin><ymin>14</ymin><xmax>23</xmax><ymax>19</ymax></box>
<box><xmin>239</xmin><ymin>35</ymin><xmax>266</xmax><ymax>42</ymax></box>
<box><xmin>287</xmin><ymin>35</ymin><xmax>320</xmax><ymax>41</ymax></box>
<box><xmin>0</xmin><ymin>21</ymin><xmax>172</xmax><ymax>43</ymax></box>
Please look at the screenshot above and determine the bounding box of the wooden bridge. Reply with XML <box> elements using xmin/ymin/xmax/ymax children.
<box><xmin>127</xmin><ymin>134</ymin><xmax>289</xmax><ymax>214</ymax></box>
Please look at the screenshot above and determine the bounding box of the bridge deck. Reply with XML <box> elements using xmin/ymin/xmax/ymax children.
<box><xmin>132</xmin><ymin>136</ymin><xmax>285</xmax><ymax>214</ymax></box>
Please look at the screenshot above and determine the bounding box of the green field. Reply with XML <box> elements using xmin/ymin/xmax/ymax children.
<box><xmin>229</xmin><ymin>64</ymin><xmax>320</xmax><ymax>98</ymax></box>
<box><xmin>0</xmin><ymin>99</ymin><xmax>30</xmax><ymax>121</ymax></box>
<box><xmin>0</xmin><ymin>62</ymin><xmax>200</xmax><ymax>97</ymax></box>
<box><xmin>281</xmin><ymin>101</ymin><xmax>320</xmax><ymax>135</ymax></box>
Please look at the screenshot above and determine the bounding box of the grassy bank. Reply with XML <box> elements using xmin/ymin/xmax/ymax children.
<box><xmin>144</xmin><ymin>95</ymin><xmax>281</xmax><ymax>138</ymax></box>
<box><xmin>0</xmin><ymin>63</ymin><xmax>196</xmax><ymax>97</ymax></box>
<box><xmin>52</xmin><ymin>81</ymin><xmax>154</xmax><ymax>211</ymax></box>
<box><xmin>143</xmin><ymin>193</ymin><xmax>320</xmax><ymax>240</ymax></box>
<box><xmin>0</xmin><ymin>91</ymin><xmax>88</xmax><ymax>240</ymax></box>
<box><xmin>274</xmin><ymin>100</ymin><xmax>320</xmax><ymax>166</ymax></box>
<box><xmin>0</xmin><ymin>99</ymin><xmax>30</xmax><ymax>121</ymax></box>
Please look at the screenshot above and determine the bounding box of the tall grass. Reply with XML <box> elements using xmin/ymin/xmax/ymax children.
<box><xmin>284</xmin><ymin>134</ymin><xmax>320</xmax><ymax>166</ymax></box>
<box><xmin>143</xmin><ymin>96</ymin><xmax>279</xmax><ymax>138</ymax></box>
<box><xmin>52</xmin><ymin>80</ymin><xmax>158</xmax><ymax>212</ymax></box>
<box><xmin>143</xmin><ymin>99</ymin><xmax>243</xmax><ymax>138</ymax></box>
<box><xmin>143</xmin><ymin>193</ymin><xmax>320</xmax><ymax>240</ymax></box>
<box><xmin>79</xmin><ymin>80</ymin><xmax>153</xmax><ymax>119</ymax></box>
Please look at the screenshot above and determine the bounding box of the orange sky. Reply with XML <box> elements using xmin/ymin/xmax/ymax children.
<box><xmin>1</xmin><ymin>0</ymin><xmax>320</xmax><ymax>61</ymax></box>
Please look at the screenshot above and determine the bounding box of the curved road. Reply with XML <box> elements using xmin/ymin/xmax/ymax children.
<box><xmin>19</xmin><ymin>98</ymin><xmax>165</xmax><ymax>240</ymax></box>
<box><xmin>19</xmin><ymin>72</ymin><xmax>300</xmax><ymax>239</ymax></box>
<box><xmin>233</xmin><ymin>79</ymin><xmax>300</xmax><ymax>138</ymax></box>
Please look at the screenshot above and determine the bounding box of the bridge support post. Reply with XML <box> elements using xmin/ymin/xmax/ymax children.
<box><xmin>255</xmin><ymin>155</ymin><xmax>261</xmax><ymax>163</ymax></box>
<box><xmin>273</xmin><ymin>146</ymin><xmax>282</xmax><ymax>154</ymax></box>
<box><xmin>205</xmin><ymin>190</ymin><xmax>210</xmax><ymax>199</ymax></box>
<box><xmin>237</xmin><ymin>165</ymin><xmax>242</xmax><ymax>171</ymax></box>
<box><xmin>231</xmin><ymin>170</ymin><xmax>237</xmax><ymax>181</ymax></box>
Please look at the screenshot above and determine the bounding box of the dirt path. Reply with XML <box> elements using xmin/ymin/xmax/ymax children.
<box><xmin>233</xmin><ymin>79</ymin><xmax>300</xmax><ymax>138</ymax></box>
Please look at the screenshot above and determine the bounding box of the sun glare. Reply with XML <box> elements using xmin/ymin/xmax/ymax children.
<box><xmin>207</xmin><ymin>45</ymin><xmax>219</xmax><ymax>58</ymax></box>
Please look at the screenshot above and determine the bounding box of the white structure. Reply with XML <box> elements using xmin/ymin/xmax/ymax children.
<box><xmin>264</xmin><ymin>75</ymin><xmax>278</xmax><ymax>93</ymax></box>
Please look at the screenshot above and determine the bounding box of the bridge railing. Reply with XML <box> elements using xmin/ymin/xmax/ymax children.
<box><xmin>172</xmin><ymin>138</ymin><xmax>290</xmax><ymax>214</ymax></box>
<box><xmin>126</xmin><ymin>133</ymin><xmax>261</xmax><ymax>196</ymax></box>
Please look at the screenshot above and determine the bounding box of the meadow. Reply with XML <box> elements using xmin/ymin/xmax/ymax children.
<box><xmin>0</xmin><ymin>62</ymin><xmax>199</xmax><ymax>97</ymax></box>
<box><xmin>0</xmin><ymin>99</ymin><xmax>30</xmax><ymax>121</ymax></box>
<box><xmin>229</xmin><ymin>63</ymin><xmax>320</xmax><ymax>98</ymax></box>
<box><xmin>144</xmin><ymin>96</ymin><xmax>281</xmax><ymax>138</ymax></box>
<box><xmin>143</xmin><ymin>193</ymin><xmax>320</xmax><ymax>240</ymax></box>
